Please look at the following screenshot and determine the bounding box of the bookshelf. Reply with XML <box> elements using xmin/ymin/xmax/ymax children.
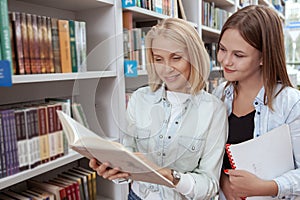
<box><xmin>1</xmin><ymin>0</ymin><xmax>127</xmax><ymax>199</ymax></box>
<box><xmin>0</xmin><ymin>0</ymin><xmax>286</xmax><ymax>199</ymax></box>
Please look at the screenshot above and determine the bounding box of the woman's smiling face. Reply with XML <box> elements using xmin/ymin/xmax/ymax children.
<box><xmin>217</xmin><ymin>28</ymin><xmax>263</xmax><ymax>84</ymax></box>
<box><xmin>152</xmin><ymin>36</ymin><xmax>191</xmax><ymax>93</ymax></box>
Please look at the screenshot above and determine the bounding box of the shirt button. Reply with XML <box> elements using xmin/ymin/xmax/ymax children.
<box><xmin>175</xmin><ymin>121</ymin><xmax>178</xmax><ymax>124</ymax></box>
<box><xmin>168</xmin><ymin>136</ymin><xmax>171</xmax><ymax>139</ymax></box>
<box><xmin>256</xmin><ymin>134</ymin><xmax>259</xmax><ymax>137</ymax></box>
<box><xmin>191</xmin><ymin>146</ymin><xmax>195</xmax><ymax>150</ymax></box>
<box><xmin>257</xmin><ymin>111</ymin><xmax>261</xmax><ymax>115</ymax></box>
<box><xmin>159</xmin><ymin>135</ymin><xmax>163</xmax><ymax>139</ymax></box>
<box><xmin>157</xmin><ymin>152</ymin><xmax>161</xmax><ymax>156</ymax></box>
<box><xmin>162</xmin><ymin>153</ymin><xmax>166</xmax><ymax>156</ymax></box>
<box><xmin>254</xmin><ymin>102</ymin><xmax>258</xmax><ymax>105</ymax></box>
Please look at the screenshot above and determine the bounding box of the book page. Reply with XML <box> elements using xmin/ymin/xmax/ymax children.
<box><xmin>57</xmin><ymin>111</ymin><xmax>174</xmax><ymax>188</ymax></box>
<box><xmin>224</xmin><ymin>124</ymin><xmax>294</xmax><ymax>200</ymax></box>
<box><xmin>227</xmin><ymin>124</ymin><xmax>294</xmax><ymax>180</ymax></box>
<box><xmin>225</xmin><ymin>124</ymin><xmax>294</xmax><ymax>200</ymax></box>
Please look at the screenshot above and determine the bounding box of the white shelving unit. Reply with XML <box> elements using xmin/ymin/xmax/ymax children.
<box><xmin>1</xmin><ymin>0</ymin><xmax>127</xmax><ymax>199</ymax></box>
<box><xmin>0</xmin><ymin>0</ymin><xmax>285</xmax><ymax>198</ymax></box>
<box><xmin>12</xmin><ymin>71</ymin><xmax>117</xmax><ymax>84</ymax></box>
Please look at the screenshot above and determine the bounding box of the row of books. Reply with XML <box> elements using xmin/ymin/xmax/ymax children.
<box><xmin>9</xmin><ymin>11</ymin><xmax>87</xmax><ymax>75</ymax></box>
<box><xmin>202</xmin><ymin>1</ymin><xmax>232</xmax><ymax>31</ymax></box>
<box><xmin>0</xmin><ymin>166</ymin><xmax>97</xmax><ymax>200</ymax></box>
<box><xmin>127</xmin><ymin>0</ymin><xmax>179</xmax><ymax>18</ymax></box>
<box><xmin>0</xmin><ymin>99</ymin><xmax>89</xmax><ymax>179</ymax></box>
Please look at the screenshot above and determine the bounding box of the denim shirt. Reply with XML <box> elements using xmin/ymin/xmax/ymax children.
<box><xmin>124</xmin><ymin>86</ymin><xmax>228</xmax><ymax>200</ymax></box>
<box><xmin>213</xmin><ymin>82</ymin><xmax>300</xmax><ymax>199</ymax></box>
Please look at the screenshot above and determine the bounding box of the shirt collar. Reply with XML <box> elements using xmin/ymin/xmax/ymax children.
<box><xmin>224</xmin><ymin>83</ymin><xmax>265</xmax><ymax>105</ymax></box>
<box><xmin>223</xmin><ymin>84</ymin><xmax>234</xmax><ymax>100</ymax></box>
<box><xmin>153</xmin><ymin>84</ymin><xmax>166</xmax><ymax>104</ymax></box>
<box><xmin>255</xmin><ymin>86</ymin><xmax>265</xmax><ymax>105</ymax></box>
<box><xmin>153</xmin><ymin>83</ymin><xmax>198</xmax><ymax>105</ymax></box>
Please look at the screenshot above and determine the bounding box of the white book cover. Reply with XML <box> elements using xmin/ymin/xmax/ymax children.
<box><xmin>224</xmin><ymin>124</ymin><xmax>294</xmax><ymax>200</ymax></box>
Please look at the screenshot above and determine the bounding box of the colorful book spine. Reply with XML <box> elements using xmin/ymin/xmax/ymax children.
<box><xmin>8</xmin><ymin>109</ymin><xmax>19</xmax><ymax>175</ymax></box>
<box><xmin>37</xmin><ymin>105</ymin><xmax>50</xmax><ymax>163</ymax></box>
<box><xmin>46</xmin><ymin>17</ymin><xmax>54</xmax><ymax>73</ymax></box>
<box><xmin>58</xmin><ymin>19</ymin><xmax>72</xmax><ymax>73</ymax></box>
<box><xmin>46</xmin><ymin>104</ymin><xmax>57</xmax><ymax>160</ymax></box>
<box><xmin>32</xmin><ymin>14</ymin><xmax>41</xmax><ymax>74</ymax></box>
<box><xmin>21</xmin><ymin>12</ymin><xmax>31</xmax><ymax>74</ymax></box>
<box><xmin>69</xmin><ymin>20</ymin><xmax>77</xmax><ymax>72</ymax></box>
<box><xmin>9</xmin><ymin>11</ymin><xmax>17</xmax><ymax>75</ymax></box>
<box><xmin>0</xmin><ymin>0</ymin><xmax>13</xmax><ymax>74</ymax></box>
<box><xmin>0</xmin><ymin>110</ymin><xmax>13</xmax><ymax>176</ymax></box>
<box><xmin>27</xmin><ymin>13</ymin><xmax>35</xmax><ymax>74</ymax></box>
<box><xmin>31</xmin><ymin>108</ymin><xmax>41</xmax><ymax>168</ymax></box>
<box><xmin>24</xmin><ymin>108</ymin><xmax>34</xmax><ymax>169</ymax></box>
<box><xmin>38</xmin><ymin>15</ymin><xmax>46</xmax><ymax>73</ymax></box>
<box><xmin>53</xmin><ymin>103</ymin><xmax>64</xmax><ymax>158</ymax></box>
<box><xmin>10</xmin><ymin>12</ymin><xmax>25</xmax><ymax>75</ymax></box>
<box><xmin>79</xmin><ymin>21</ymin><xmax>87</xmax><ymax>72</ymax></box>
<box><xmin>74</xmin><ymin>21</ymin><xmax>81</xmax><ymax>72</ymax></box>
<box><xmin>15</xmin><ymin>109</ymin><xmax>29</xmax><ymax>172</ymax></box>
<box><xmin>51</xmin><ymin>18</ymin><xmax>61</xmax><ymax>73</ymax></box>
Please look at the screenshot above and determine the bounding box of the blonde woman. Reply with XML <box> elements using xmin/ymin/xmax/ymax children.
<box><xmin>90</xmin><ymin>18</ymin><xmax>228</xmax><ymax>200</ymax></box>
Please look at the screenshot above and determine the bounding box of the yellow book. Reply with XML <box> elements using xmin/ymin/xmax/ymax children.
<box><xmin>58</xmin><ymin>20</ymin><xmax>72</xmax><ymax>73</ymax></box>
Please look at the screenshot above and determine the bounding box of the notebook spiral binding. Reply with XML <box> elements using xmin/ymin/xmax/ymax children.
<box><xmin>225</xmin><ymin>144</ymin><xmax>236</xmax><ymax>169</ymax></box>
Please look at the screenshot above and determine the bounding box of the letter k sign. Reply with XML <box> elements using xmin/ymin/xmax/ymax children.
<box><xmin>124</xmin><ymin>60</ymin><xmax>138</xmax><ymax>77</ymax></box>
<box><xmin>122</xmin><ymin>0</ymin><xmax>135</xmax><ymax>8</ymax></box>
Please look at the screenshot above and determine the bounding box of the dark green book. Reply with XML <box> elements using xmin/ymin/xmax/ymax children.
<box><xmin>69</xmin><ymin>20</ymin><xmax>77</xmax><ymax>72</ymax></box>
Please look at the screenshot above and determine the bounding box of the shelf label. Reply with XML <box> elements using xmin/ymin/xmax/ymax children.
<box><xmin>0</xmin><ymin>60</ymin><xmax>12</xmax><ymax>87</ymax></box>
<box><xmin>122</xmin><ymin>0</ymin><xmax>136</xmax><ymax>8</ymax></box>
<box><xmin>124</xmin><ymin>60</ymin><xmax>137</xmax><ymax>77</ymax></box>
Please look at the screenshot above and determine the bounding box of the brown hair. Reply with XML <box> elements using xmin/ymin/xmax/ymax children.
<box><xmin>218</xmin><ymin>5</ymin><xmax>292</xmax><ymax>109</ymax></box>
<box><xmin>145</xmin><ymin>18</ymin><xmax>210</xmax><ymax>94</ymax></box>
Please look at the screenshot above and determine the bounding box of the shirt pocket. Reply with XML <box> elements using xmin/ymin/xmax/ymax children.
<box><xmin>174</xmin><ymin>136</ymin><xmax>205</xmax><ymax>170</ymax></box>
<box><xmin>135</xmin><ymin>127</ymin><xmax>153</xmax><ymax>153</ymax></box>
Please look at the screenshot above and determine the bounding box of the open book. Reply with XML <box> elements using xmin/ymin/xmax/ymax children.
<box><xmin>57</xmin><ymin>111</ymin><xmax>174</xmax><ymax>188</ymax></box>
<box><xmin>224</xmin><ymin>124</ymin><xmax>294</xmax><ymax>200</ymax></box>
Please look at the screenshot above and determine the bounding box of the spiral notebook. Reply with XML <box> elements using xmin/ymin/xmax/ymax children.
<box><xmin>224</xmin><ymin>124</ymin><xmax>294</xmax><ymax>200</ymax></box>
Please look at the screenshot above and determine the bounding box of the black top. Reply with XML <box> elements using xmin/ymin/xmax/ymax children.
<box><xmin>223</xmin><ymin>110</ymin><xmax>255</xmax><ymax>169</ymax></box>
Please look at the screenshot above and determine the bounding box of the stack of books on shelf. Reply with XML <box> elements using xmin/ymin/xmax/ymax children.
<box><xmin>0</xmin><ymin>97</ymin><xmax>90</xmax><ymax>180</ymax></box>
<box><xmin>0</xmin><ymin>166</ymin><xmax>97</xmax><ymax>200</ymax></box>
<box><xmin>7</xmin><ymin>10</ymin><xmax>87</xmax><ymax>75</ymax></box>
